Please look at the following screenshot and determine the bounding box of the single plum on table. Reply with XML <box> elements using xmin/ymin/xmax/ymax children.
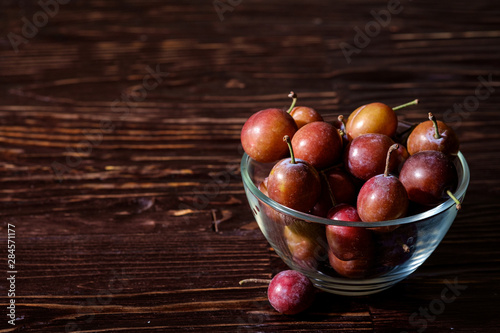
<box><xmin>267</xmin><ymin>270</ymin><xmax>315</xmax><ymax>315</ymax></box>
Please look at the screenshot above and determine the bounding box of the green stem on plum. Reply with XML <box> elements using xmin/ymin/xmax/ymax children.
<box><xmin>239</xmin><ymin>278</ymin><xmax>271</xmax><ymax>286</ymax></box>
<box><xmin>384</xmin><ymin>144</ymin><xmax>399</xmax><ymax>177</ymax></box>
<box><xmin>283</xmin><ymin>135</ymin><xmax>295</xmax><ymax>164</ymax></box>
<box><xmin>428</xmin><ymin>112</ymin><xmax>441</xmax><ymax>139</ymax></box>
<box><xmin>393</xmin><ymin>99</ymin><xmax>419</xmax><ymax>111</ymax></box>
<box><xmin>321</xmin><ymin>171</ymin><xmax>337</xmax><ymax>207</ymax></box>
<box><xmin>287</xmin><ymin>91</ymin><xmax>298</xmax><ymax>113</ymax></box>
<box><xmin>446</xmin><ymin>190</ymin><xmax>462</xmax><ymax>210</ymax></box>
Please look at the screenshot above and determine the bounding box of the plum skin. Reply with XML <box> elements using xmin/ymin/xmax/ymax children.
<box><xmin>399</xmin><ymin>151</ymin><xmax>458</xmax><ymax>206</ymax></box>
<box><xmin>328</xmin><ymin>251</ymin><xmax>373</xmax><ymax>279</ymax></box>
<box><xmin>289</xmin><ymin>106</ymin><xmax>324</xmax><ymax>129</ymax></box>
<box><xmin>241</xmin><ymin>108</ymin><xmax>297</xmax><ymax>163</ymax></box>
<box><xmin>326</xmin><ymin>204</ymin><xmax>374</xmax><ymax>261</ymax></box>
<box><xmin>357</xmin><ymin>174</ymin><xmax>409</xmax><ymax>233</ymax></box>
<box><xmin>284</xmin><ymin>221</ymin><xmax>326</xmax><ymax>269</ymax></box>
<box><xmin>407</xmin><ymin>119</ymin><xmax>459</xmax><ymax>156</ymax></box>
<box><xmin>267</xmin><ymin>157</ymin><xmax>321</xmax><ymax>213</ymax></box>
<box><xmin>292</xmin><ymin>121</ymin><xmax>343</xmax><ymax>170</ymax></box>
<box><xmin>267</xmin><ymin>270</ymin><xmax>315</xmax><ymax>315</ymax></box>
<box><xmin>344</xmin><ymin>133</ymin><xmax>399</xmax><ymax>181</ymax></box>
<box><xmin>345</xmin><ymin>102</ymin><xmax>398</xmax><ymax>141</ymax></box>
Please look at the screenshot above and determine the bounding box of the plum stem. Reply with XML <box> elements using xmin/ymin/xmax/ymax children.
<box><xmin>337</xmin><ymin>115</ymin><xmax>346</xmax><ymax>137</ymax></box>
<box><xmin>393</xmin><ymin>99</ymin><xmax>419</xmax><ymax>111</ymax></box>
<box><xmin>446</xmin><ymin>190</ymin><xmax>462</xmax><ymax>210</ymax></box>
<box><xmin>338</xmin><ymin>115</ymin><xmax>346</xmax><ymax>130</ymax></box>
<box><xmin>287</xmin><ymin>91</ymin><xmax>298</xmax><ymax>113</ymax></box>
<box><xmin>384</xmin><ymin>144</ymin><xmax>399</xmax><ymax>177</ymax></box>
<box><xmin>428</xmin><ymin>112</ymin><xmax>441</xmax><ymax>139</ymax></box>
<box><xmin>321</xmin><ymin>171</ymin><xmax>337</xmax><ymax>207</ymax></box>
<box><xmin>239</xmin><ymin>278</ymin><xmax>271</xmax><ymax>286</ymax></box>
<box><xmin>283</xmin><ymin>135</ymin><xmax>295</xmax><ymax>164</ymax></box>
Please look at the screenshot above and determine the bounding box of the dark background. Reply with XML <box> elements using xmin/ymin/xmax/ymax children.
<box><xmin>0</xmin><ymin>0</ymin><xmax>499</xmax><ymax>332</ymax></box>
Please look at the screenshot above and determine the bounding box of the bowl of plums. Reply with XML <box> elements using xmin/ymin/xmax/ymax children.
<box><xmin>240</xmin><ymin>92</ymin><xmax>470</xmax><ymax>297</ymax></box>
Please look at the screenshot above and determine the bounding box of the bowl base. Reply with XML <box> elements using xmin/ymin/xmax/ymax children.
<box><xmin>310</xmin><ymin>276</ymin><xmax>406</xmax><ymax>296</ymax></box>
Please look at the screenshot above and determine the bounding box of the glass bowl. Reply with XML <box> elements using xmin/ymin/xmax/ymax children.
<box><xmin>240</xmin><ymin>124</ymin><xmax>470</xmax><ymax>296</ymax></box>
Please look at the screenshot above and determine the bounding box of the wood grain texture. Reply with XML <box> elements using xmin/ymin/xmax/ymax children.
<box><xmin>0</xmin><ymin>0</ymin><xmax>499</xmax><ymax>331</ymax></box>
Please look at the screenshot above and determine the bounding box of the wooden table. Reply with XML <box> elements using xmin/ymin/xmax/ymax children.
<box><xmin>1</xmin><ymin>0</ymin><xmax>499</xmax><ymax>332</ymax></box>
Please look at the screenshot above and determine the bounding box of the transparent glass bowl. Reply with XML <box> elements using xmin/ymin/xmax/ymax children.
<box><xmin>240</xmin><ymin>127</ymin><xmax>470</xmax><ymax>296</ymax></box>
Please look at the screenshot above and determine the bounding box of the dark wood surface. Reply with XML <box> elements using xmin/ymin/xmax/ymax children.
<box><xmin>1</xmin><ymin>0</ymin><xmax>499</xmax><ymax>332</ymax></box>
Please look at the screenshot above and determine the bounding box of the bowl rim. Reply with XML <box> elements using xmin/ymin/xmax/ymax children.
<box><xmin>240</xmin><ymin>150</ymin><xmax>470</xmax><ymax>227</ymax></box>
